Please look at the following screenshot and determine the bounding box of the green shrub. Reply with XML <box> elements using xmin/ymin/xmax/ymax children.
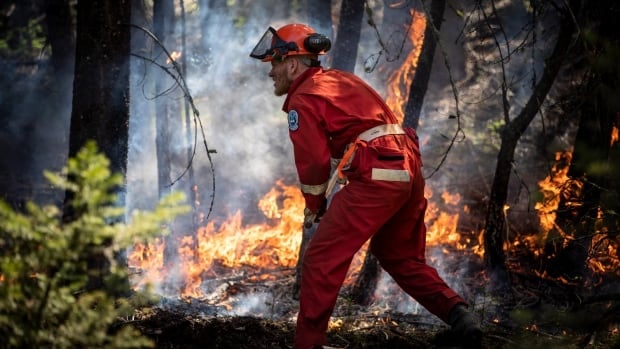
<box><xmin>0</xmin><ymin>141</ymin><xmax>190</xmax><ymax>348</ymax></box>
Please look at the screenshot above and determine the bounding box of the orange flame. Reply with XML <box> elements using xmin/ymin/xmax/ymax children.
<box><xmin>535</xmin><ymin>152</ymin><xmax>573</xmax><ymax>235</ymax></box>
<box><xmin>533</xmin><ymin>151</ymin><xmax>620</xmax><ymax>279</ymax></box>
<box><xmin>385</xmin><ymin>10</ymin><xmax>427</xmax><ymax>124</ymax></box>
<box><xmin>127</xmin><ymin>10</ymin><xmax>485</xmax><ymax>301</ymax></box>
<box><xmin>166</xmin><ymin>51</ymin><xmax>182</xmax><ymax>64</ymax></box>
<box><xmin>128</xmin><ymin>179</ymin><xmax>472</xmax><ymax>300</ymax></box>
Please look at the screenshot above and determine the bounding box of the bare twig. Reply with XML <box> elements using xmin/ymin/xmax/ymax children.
<box><xmin>128</xmin><ymin>24</ymin><xmax>217</xmax><ymax>222</ymax></box>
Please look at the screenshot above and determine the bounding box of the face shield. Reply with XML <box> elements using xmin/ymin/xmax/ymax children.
<box><xmin>249</xmin><ymin>27</ymin><xmax>299</xmax><ymax>61</ymax></box>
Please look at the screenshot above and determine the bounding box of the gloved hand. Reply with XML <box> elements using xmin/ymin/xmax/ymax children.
<box><xmin>303</xmin><ymin>204</ymin><xmax>326</xmax><ymax>229</ymax></box>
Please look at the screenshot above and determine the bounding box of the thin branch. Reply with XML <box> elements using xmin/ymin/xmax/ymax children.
<box><xmin>128</xmin><ymin>23</ymin><xmax>217</xmax><ymax>222</ymax></box>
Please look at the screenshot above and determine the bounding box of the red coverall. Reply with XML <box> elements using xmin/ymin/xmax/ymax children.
<box><xmin>283</xmin><ymin>67</ymin><xmax>467</xmax><ymax>349</ymax></box>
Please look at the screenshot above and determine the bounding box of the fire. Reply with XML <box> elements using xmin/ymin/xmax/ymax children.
<box><xmin>128</xmin><ymin>179</ymin><xmax>303</xmax><ymax>299</ymax></box>
<box><xmin>166</xmin><ymin>50</ymin><xmax>182</xmax><ymax>64</ymax></box>
<box><xmin>385</xmin><ymin>9</ymin><xmax>427</xmax><ymax>123</ymax></box>
<box><xmin>126</xmin><ymin>9</ymin><xmax>484</xmax><ymax>301</ymax></box>
<box><xmin>533</xmin><ymin>151</ymin><xmax>620</xmax><ymax>279</ymax></box>
<box><xmin>535</xmin><ymin>152</ymin><xmax>573</xmax><ymax>236</ymax></box>
<box><xmin>128</xmin><ymin>179</ymin><xmax>472</xmax><ymax>300</ymax></box>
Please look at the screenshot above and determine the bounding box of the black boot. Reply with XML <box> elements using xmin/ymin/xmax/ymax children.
<box><xmin>448</xmin><ymin>304</ymin><xmax>483</xmax><ymax>349</ymax></box>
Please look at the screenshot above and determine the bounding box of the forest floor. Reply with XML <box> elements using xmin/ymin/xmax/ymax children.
<box><xmin>123</xmin><ymin>266</ymin><xmax>620</xmax><ymax>349</ymax></box>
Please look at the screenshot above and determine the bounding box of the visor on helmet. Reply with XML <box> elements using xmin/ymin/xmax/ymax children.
<box><xmin>250</xmin><ymin>27</ymin><xmax>299</xmax><ymax>61</ymax></box>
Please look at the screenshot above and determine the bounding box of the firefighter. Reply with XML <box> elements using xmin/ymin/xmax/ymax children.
<box><xmin>250</xmin><ymin>23</ymin><xmax>483</xmax><ymax>349</ymax></box>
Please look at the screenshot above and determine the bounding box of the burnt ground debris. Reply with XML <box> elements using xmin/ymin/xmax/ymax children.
<box><xmin>122</xmin><ymin>268</ymin><xmax>620</xmax><ymax>349</ymax></box>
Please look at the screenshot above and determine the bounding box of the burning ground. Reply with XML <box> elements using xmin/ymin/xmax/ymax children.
<box><xmin>123</xmin><ymin>241</ymin><xmax>620</xmax><ymax>349</ymax></box>
<box><xmin>122</xmin><ymin>176</ymin><xmax>620</xmax><ymax>349</ymax></box>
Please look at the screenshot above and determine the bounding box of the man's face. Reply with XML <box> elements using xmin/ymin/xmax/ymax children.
<box><xmin>268</xmin><ymin>58</ymin><xmax>292</xmax><ymax>96</ymax></box>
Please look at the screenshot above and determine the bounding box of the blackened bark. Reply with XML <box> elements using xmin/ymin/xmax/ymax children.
<box><xmin>402</xmin><ymin>0</ymin><xmax>445</xmax><ymax>130</ymax></box>
<box><xmin>542</xmin><ymin>107</ymin><xmax>600</xmax><ymax>279</ymax></box>
<box><xmin>153</xmin><ymin>0</ymin><xmax>175</xmax><ymax>199</ymax></box>
<box><xmin>483</xmin><ymin>3</ymin><xmax>576</xmax><ymax>286</ymax></box>
<box><xmin>69</xmin><ymin>0</ymin><xmax>131</xmax><ymax>190</ymax></box>
<box><xmin>66</xmin><ymin>0</ymin><xmax>131</xmax><ymax>291</ymax></box>
<box><xmin>43</xmin><ymin>0</ymin><xmax>74</xmax><ymax>89</ymax></box>
<box><xmin>331</xmin><ymin>0</ymin><xmax>364</xmax><ymax>72</ymax></box>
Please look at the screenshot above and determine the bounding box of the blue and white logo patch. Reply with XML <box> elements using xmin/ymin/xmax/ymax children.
<box><xmin>288</xmin><ymin>110</ymin><xmax>299</xmax><ymax>131</ymax></box>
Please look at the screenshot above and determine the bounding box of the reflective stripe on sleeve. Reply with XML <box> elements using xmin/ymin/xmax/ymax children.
<box><xmin>371</xmin><ymin>168</ymin><xmax>410</xmax><ymax>182</ymax></box>
<box><xmin>300</xmin><ymin>180</ymin><xmax>329</xmax><ymax>195</ymax></box>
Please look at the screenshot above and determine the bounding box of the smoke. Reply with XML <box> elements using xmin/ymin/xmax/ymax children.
<box><xmin>0</xmin><ymin>58</ymin><xmax>71</xmax><ymax>208</ymax></box>
<box><xmin>125</xmin><ymin>0</ymin><xmax>543</xmax><ymax>317</ymax></box>
<box><xmin>0</xmin><ymin>0</ymin><xmax>564</xmax><ymax>320</ymax></box>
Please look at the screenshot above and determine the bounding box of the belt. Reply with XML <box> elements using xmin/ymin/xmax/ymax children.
<box><xmin>326</xmin><ymin>124</ymin><xmax>405</xmax><ymax>196</ymax></box>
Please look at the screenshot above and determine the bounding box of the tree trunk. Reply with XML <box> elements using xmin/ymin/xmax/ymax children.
<box><xmin>153</xmin><ymin>0</ymin><xmax>175</xmax><ymax>199</ymax></box>
<box><xmin>402</xmin><ymin>0</ymin><xmax>445</xmax><ymax>130</ymax></box>
<box><xmin>483</xmin><ymin>3</ymin><xmax>576</xmax><ymax>286</ymax></box>
<box><xmin>68</xmin><ymin>0</ymin><xmax>131</xmax><ymax>194</ymax></box>
<box><xmin>65</xmin><ymin>0</ymin><xmax>131</xmax><ymax>291</ymax></box>
<box><xmin>43</xmin><ymin>0</ymin><xmax>74</xmax><ymax>90</ymax></box>
<box><xmin>330</xmin><ymin>0</ymin><xmax>364</xmax><ymax>72</ymax></box>
<box><xmin>153</xmin><ymin>0</ymin><xmax>186</xmax><ymax>287</ymax></box>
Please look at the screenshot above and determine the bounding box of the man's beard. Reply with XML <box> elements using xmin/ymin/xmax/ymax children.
<box><xmin>274</xmin><ymin>79</ymin><xmax>290</xmax><ymax>96</ymax></box>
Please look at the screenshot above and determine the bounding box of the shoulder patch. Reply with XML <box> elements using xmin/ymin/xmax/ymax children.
<box><xmin>288</xmin><ymin>110</ymin><xmax>299</xmax><ymax>131</ymax></box>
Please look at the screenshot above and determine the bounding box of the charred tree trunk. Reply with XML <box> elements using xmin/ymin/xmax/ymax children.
<box><xmin>43</xmin><ymin>0</ymin><xmax>75</xmax><ymax>91</ymax></box>
<box><xmin>153</xmin><ymin>0</ymin><xmax>175</xmax><ymax>199</ymax></box>
<box><xmin>483</xmin><ymin>3</ymin><xmax>576</xmax><ymax>286</ymax></box>
<box><xmin>349</xmin><ymin>0</ymin><xmax>445</xmax><ymax>306</ymax></box>
<box><xmin>330</xmin><ymin>0</ymin><xmax>364</xmax><ymax>72</ymax></box>
<box><xmin>153</xmin><ymin>0</ymin><xmax>185</xmax><ymax>288</ymax></box>
<box><xmin>402</xmin><ymin>0</ymin><xmax>445</xmax><ymax>130</ymax></box>
<box><xmin>68</xmin><ymin>0</ymin><xmax>131</xmax><ymax>203</ymax></box>
<box><xmin>65</xmin><ymin>0</ymin><xmax>131</xmax><ymax>292</ymax></box>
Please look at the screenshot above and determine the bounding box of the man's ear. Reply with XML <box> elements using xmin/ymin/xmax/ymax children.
<box><xmin>287</xmin><ymin>57</ymin><xmax>299</xmax><ymax>72</ymax></box>
<box><xmin>285</xmin><ymin>57</ymin><xmax>301</xmax><ymax>79</ymax></box>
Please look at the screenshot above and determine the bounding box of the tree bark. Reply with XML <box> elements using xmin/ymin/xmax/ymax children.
<box><xmin>330</xmin><ymin>0</ymin><xmax>364</xmax><ymax>72</ymax></box>
<box><xmin>153</xmin><ymin>0</ymin><xmax>175</xmax><ymax>199</ymax></box>
<box><xmin>483</xmin><ymin>3</ymin><xmax>576</xmax><ymax>286</ymax></box>
<box><xmin>69</xmin><ymin>0</ymin><xmax>131</xmax><ymax>188</ymax></box>
<box><xmin>402</xmin><ymin>0</ymin><xmax>445</xmax><ymax>130</ymax></box>
<box><xmin>66</xmin><ymin>0</ymin><xmax>131</xmax><ymax>291</ymax></box>
<box><xmin>43</xmin><ymin>0</ymin><xmax>75</xmax><ymax>89</ymax></box>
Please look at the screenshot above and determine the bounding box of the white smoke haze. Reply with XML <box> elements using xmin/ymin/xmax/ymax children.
<box><xmin>126</xmin><ymin>1</ymin><xmax>510</xmax><ymax>317</ymax></box>
<box><xmin>0</xmin><ymin>0</ymin><xmax>564</xmax><ymax>320</ymax></box>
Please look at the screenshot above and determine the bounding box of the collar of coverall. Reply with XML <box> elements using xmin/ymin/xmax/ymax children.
<box><xmin>281</xmin><ymin>66</ymin><xmax>322</xmax><ymax>112</ymax></box>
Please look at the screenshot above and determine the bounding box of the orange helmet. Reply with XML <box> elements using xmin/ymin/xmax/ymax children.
<box><xmin>250</xmin><ymin>23</ymin><xmax>331</xmax><ymax>62</ymax></box>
